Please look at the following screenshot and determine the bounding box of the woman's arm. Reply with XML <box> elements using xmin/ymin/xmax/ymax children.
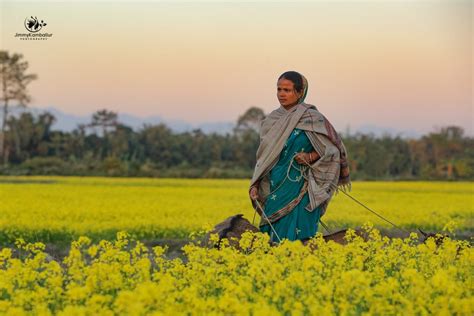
<box><xmin>249</xmin><ymin>179</ymin><xmax>261</xmax><ymax>201</ymax></box>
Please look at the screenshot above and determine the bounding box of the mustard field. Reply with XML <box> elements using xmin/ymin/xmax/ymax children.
<box><xmin>0</xmin><ymin>176</ymin><xmax>473</xmax><ymax>314</ymax></box>
<box><xmin>0</xmin><ymin>176</ymin><xmax>472</xmax><ymax>245</ymax></box>
<box><xmin>0</xmin><ymin>228</ymin><xmax>472</xmax><ymax>315</ymax></box>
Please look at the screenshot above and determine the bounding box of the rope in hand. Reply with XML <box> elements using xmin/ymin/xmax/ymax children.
<box><xmin>251</xmin><ymin>151</ymin><xmax>308</xmax><ymax>217</ymax></box>
<box><xmin>251</xmin><ymin>151</ymin><xmax>412</xmax><ymax>237</ymax></box>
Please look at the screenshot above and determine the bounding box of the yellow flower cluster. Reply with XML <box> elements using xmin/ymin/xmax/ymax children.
<box><xmin>0</xmin><ymin>176</ymin><xmax>472</xmax><ymax>244</ymax></box>
<box><xmin>0</xmin><ymin>226</ymin><xmax>472</xmax><ymax>315</ymax></box>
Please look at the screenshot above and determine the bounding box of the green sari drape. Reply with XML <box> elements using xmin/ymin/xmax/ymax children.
<box><xmin>260</xmin><ymin>127</ymin><xmax>322</xmax><ymax>243</ymax></box>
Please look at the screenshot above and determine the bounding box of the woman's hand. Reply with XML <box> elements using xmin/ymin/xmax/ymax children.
<box><xmin>249</xmin><ymin>186</ymin><xmax>259</xmax><ymax>201</ymax></box>
<box><xmin>295</xmin><ymin>151</ymin><xmax>319</xmax><ymax>165</ymax></box>
<box><xmin>294</xmin><ymin>152</ymin><xmax>312</xmax><ymax>165</ymax></box>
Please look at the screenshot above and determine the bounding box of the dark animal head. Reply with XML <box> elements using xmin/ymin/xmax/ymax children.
<box><xmin>204</xmin><ymin>214</ymin><xmax>260</xmax><ymax>250</ymax></box>
<box><xmin>418</xmin><ymin>228</ymin><xmax>449</xmax><ymax>246</ymax></box>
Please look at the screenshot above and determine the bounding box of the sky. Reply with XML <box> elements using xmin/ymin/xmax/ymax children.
<box><xmin>1</xmin><ymin>0</ymin><xmax>472</xmax><ymax>136</ymax></box>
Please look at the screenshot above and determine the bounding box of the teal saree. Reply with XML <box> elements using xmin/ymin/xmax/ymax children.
<box><xmin>260</xmin><ymin>127</ymin><xmax>322</xmax><ymax>243</ymax></box>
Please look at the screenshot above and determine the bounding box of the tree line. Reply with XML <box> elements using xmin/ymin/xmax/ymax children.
<box><xmin>0</xmin><ymin>107</ymin><xmax>472</xmax><ymax>180</ymax></box>
<box><xmin>1</xmin><ymin>50</ymin><xmax>472</xmax><ymax>180</ymax></box>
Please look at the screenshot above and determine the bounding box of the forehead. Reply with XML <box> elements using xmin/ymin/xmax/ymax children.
<box><xmin>277</xmin><ymin>78</ymin><xmax>294</xmax><ymax>88</ymax></box>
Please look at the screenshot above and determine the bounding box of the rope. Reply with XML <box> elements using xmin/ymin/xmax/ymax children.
<box><xmin>251</xmin><ymin>151</ymin><xmax>307</xmax><ymax>227</ymax></box>
<box><xmin>254</xmin><ymin>199</ymin><xmax>282</xmax><ymax>243</ymax></box>
<box><xmin>300</xmin><ymin>158</ymin><xmax>411</xmax><ymax>235</ymax></box>
<box><xmin>325</xmin><ymin>181</ymin><xmax>411</xmax><ymax>234</ymax></box>
<box><xmin>251</xmin><ymin>151</ymin><xmax>411</xmax><ymax>237</ymax></box>
<box><xmin>319</xmin><ymin>219</ymin><xmax>331</xmax><ymax>233</ymax></box>
<box><xmin>258</xmin><ymin>151</ymin><xmax>309</xmax><ymax>200</ymax></box>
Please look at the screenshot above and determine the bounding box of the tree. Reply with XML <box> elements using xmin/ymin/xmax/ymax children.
<box><xmin>233</xmin><ymin>106</ymin><xmax>266</xmax><ymax>136</ymax></box>
<box><xmin>0</xmin><ymin>51</ymin><xmax>38</xmax><ymax>165</ymax></box>
<box><xmin>88</xmin><ymin>109</ymin><xmax>118</xmax><ymax>137</ymax></box>
<box><xmin>139</xmin><ymin>123</ymin><xmax>174</xmax><ymax>168</ymax></box>
<box><xmin>87</xmin><ymin>109</ymin><xmax>119</xmax><ymax>159</ymax></box>
<box><xmin>5</xmin><ymin>111</ymin><xmax>56</xmax><ymax>162</ymax></box>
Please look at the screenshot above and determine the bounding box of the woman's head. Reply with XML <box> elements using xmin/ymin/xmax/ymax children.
<box><xmin>277</xmin><ymin>71</ymin><xmax>308</xmax><ymax>108</ymax></box>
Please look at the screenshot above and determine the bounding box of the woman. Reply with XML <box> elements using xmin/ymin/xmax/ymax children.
<box><xmin>249</xmin><ymin>71</ymin><xmax>351</xmax><ymax>244</ymax></box>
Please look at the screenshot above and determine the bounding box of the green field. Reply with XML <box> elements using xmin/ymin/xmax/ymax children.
<box><xmin>0</xmin><ymin>176</ymin><xmax>472</xmax><ymax>245</ymax></box>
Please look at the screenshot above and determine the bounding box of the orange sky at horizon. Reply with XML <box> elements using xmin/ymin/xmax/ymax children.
<box><xmin>1</xmin><ymin>0</ymin><xmax>472</xmax><ymax>135</ymax></box>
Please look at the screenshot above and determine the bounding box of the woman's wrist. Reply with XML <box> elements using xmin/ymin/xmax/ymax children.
<box><xmin>309</xmin><ymin>151</ymin><xmax>318</xmax><ymax>163</ymax></box>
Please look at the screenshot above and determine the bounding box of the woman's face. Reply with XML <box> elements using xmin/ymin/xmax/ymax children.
<box><xmin>277</xmin><ymin>78</ymin><xmax>302</xmax><ymax>108</ymax></box>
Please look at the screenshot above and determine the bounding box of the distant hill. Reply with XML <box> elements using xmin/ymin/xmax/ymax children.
<box><xmin>1</xmin><ymin>105</ymin><xmax>422</xmax><ymax>138</ymax></box>
<box><xmin>2</xmin><ymin>106</ymin><xmax>237</xmax><ymax>135</ymax></box>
